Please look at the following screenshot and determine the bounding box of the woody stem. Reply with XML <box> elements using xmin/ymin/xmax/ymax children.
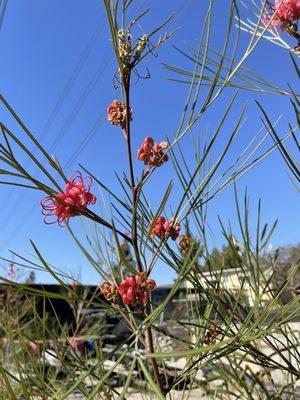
<box><xmin>145</xmin><ymin>305</ymin><xmax>166</xmax><ymax>395</ymax></box>
<box><xmin>123</xmin><ymin>72</ymin><xmax>165</xmax><ymax>395</ymax></box>
<box><xmin>123</xmin><ymin>74</ymin><xmax>143</xmax><ymax>274</ymax></box>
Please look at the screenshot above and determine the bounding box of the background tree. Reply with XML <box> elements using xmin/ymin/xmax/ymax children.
<box><xmin>202</xmin><ymin>236</ymin><xmax>243</xmax><ymax>271</ymax></box>
<box><xmin>264</xmin><ymin>243</ymin><xmax>300</xmax><ymax>294</ymax></box>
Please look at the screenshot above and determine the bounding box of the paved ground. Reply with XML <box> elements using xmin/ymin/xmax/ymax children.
<box><xmin>66</xmin><ymin>390</ymin><xmax>206</xmax><ymax>399</ymax></box>
<box><xmin>66</xmin><ymin>386</ymin><xmax>300</xmax><ymax>399</ymax></box>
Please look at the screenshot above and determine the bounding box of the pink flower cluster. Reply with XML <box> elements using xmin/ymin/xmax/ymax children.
<box><xmin>41</xmin><ymin>172</ymin><xmax>96</xmax><ymax>225</ymax></box>
<box><xmin>137</xmin><ymin>137</ymin><xmax>168</xmax><ymax>170</ymax></box>
<box><xmin>150</xmin><ymin>216</ymin><xmax>181</xmax><ymax>241</ymax></box>
<box><xmin>118</xmin><ymin>273</ymin><xmax>157</xmax><ymax>306</ymax></box>
<box><xmin>266</xmin><ymin>0</ymin><xmax>300</xmax><ymax>28</ymax></box>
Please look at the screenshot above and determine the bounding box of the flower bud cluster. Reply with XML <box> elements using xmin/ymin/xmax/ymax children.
<box><xmin>151</xmin><ymin>216</ymin><xmax>181</xmax><ymax>241</ymax></box>
<box><xmin>118</xmin><ymin>29</ymin><xmax>132</xmax><ymax>71</ymax></box>
<box><xmin>203</xmin><ymin>325</ymin><xmax>219</xmax><ymax>345</ymax></box>
<box><xmin>135</xmin><ymin>34</ymin><xmax>148</xmax><ymax>60</ymax></box>
<box><xmin>137</xmin><ymin>137</ymin><xmax>168</xmax><ymax>170</ymax></box>
<box><xmin>118</xmin><ymin>273</ymin><xmax>157</xmax><ymax>306</ymax></box>
<box><xmin>103</xmin><ymin>385</ymin><xmax>112</xmax><ymax>400</ymax></box>
<box><xmin>100</xmin><ymin>282</ymin><xmax>120</xmax><ymax>303</ymax></box>
<box><xmin>118</xmin><ymin>29</ymin><xmax>149</xmax><ymax>71</ymax></box>
<box><xmin>178</xmin><ymin>234</ymin><xmax>194</xmax><ymax>254</ymax></box>
<box><xmin>107</xmin><ymin>99</ymin><xmax>132</xmax><ymax>127</ymax></box>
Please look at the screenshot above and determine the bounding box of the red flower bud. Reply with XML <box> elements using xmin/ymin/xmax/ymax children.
<box><xmin>146</xmin><ymin>279</ymin><xmax>157</xmax><ymax>291</ymax></box>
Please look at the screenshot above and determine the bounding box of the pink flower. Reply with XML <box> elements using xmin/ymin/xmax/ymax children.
<box><xmin>69</xmin><ymin>337</ymin><xmax>85</xmax><ymax>355</ymax></box>
<box><xmin>8</xmin><ymin>264</ymin><xmax>16</xmax><ymax>279</ymax></box>
<box><xmin>266</xmin><ymin>0</ymin><xmax>300</xmax><ymax>29</ymax></box>
<box><xmin>118</xmin><ymin>274</ymin><xmax>157</xmax><ymax>306</ymax></box>
<box><xmin>150</xmin><ymin>216</ymin><xmax>181</xmax><ymax>241</ymax></box>
<box><xmin>41</xmin><ymin>172</ymin><xmax>96</xmax><ymax>225</ymax></box>
<box><xmin>137</xmin><ymin>137</ymin><xmax>168</xmax><ymax>170</ymax></box>
<box><xmin>27</xmin><ymin>341</ymin><xmax>38</xmax><ymax>354</ymax></box>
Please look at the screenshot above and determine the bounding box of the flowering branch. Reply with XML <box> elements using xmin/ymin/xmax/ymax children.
<box><xmin>103</xmin><ymin>4</ymin><xmax>180</xmax><ymax>393</ymax></box>
<box><xmin>121</xmin><ymin>50</ymin><xmax>166</xmax><ymax>398</ymax></box>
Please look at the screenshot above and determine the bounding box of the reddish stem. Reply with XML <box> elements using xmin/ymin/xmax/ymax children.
<box><xmin>122</xmin><ymin>72</ymin><xmax>165</xmax><ymax>395</ymax></box>
<box><xmin>123</xmin><ymin>75</ymin><xmax>143</xmax><ymax>274</ymax></box>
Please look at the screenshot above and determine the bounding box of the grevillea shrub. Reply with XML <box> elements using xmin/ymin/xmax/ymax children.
<box><xmin>0</xmin><ymin>1</ymin><xmax>299</xmax><ymax>399</ymax></box>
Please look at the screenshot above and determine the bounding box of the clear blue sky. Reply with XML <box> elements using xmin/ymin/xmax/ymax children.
<box><xmin>0</xmin><ymin>0</ymin><xmax>299</xmax><ymax>285</ymax></box>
